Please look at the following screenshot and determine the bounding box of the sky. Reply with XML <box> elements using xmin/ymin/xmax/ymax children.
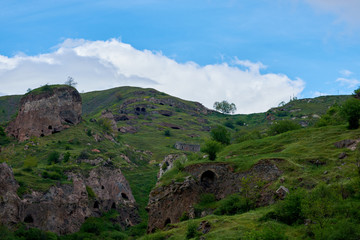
<box><xmin>0</xmin><ymin>0</ymin><xmax>360</xmax><ymax>113</ymax></box>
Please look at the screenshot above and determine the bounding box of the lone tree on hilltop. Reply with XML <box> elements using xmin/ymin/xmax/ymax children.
<box><xmin>213</xmin><ymin>100</ymin><xmax>236</xmax><ymax>114</ymax></box>
<box><xmin>65</xmin><ymin>76</ymin><xmax>77</xmax><ymax>87</ymax></box>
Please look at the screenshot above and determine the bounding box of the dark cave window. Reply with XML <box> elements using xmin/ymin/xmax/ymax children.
<box><xmin>164</xmin><ymin>218</ymin><xmax>171</xmax><ymax>227</ymax></box>
<box><xmin>24</xmin><ymin>214</ymin><xmax>34</xmax><ymax>223</ymax></box>
<box><xmin>200</xmin><ymin>170</ymin><xmax>216</xmax><ymax>188</ymax></box>
<box><xmin>93</xmin><ymin>201</ymin><xmax>100</xmax><ymax>209</ymax></box>
<box><xmin>111</xmin><ymin>202</ymin><xmax>116</xmax><ymax>209</ymax></box>
<box><xmin>48</xmin><ymin>125</ymin><xmax>52</xmax><ymax>129</ymax></box>
<box><xmin>121</xmin><ymin>192</ymin><xmax>129</xmax><ymax>200</ymax></box>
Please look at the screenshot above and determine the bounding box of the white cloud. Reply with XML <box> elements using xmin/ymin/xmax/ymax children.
<box><xmin>336</xmin><ymin>77</ymin><xmax>360</xmax><ymax>88</ymax></box>
<box><xmin>340</xmin><ymin>69</ymin><xmax>353</xmax><ymax>77</ymax></box>
<box><xmin>305</xmin><ymin>0</ymin><xmax>360</xmax><ymax>26</ymax></box>
<box><xmin>0</xmin><ymin>38</ymin><xmax>305</xmax><ymax>113</ymax></box>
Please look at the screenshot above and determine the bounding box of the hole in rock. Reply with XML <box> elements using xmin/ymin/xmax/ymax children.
<box><xmin>111</xmin><ymin>202</ymin><xmax>116</xmax><ymax>209</ymax></box>
<box><xmin>164</xmin><ymin>218</ymin><xmax>171</xmax><ymax>227</ymax></box>
<box><xmin>201</xmin><ymin>170</ymin><xmax>216</xmax><ymax>188</ymax></box>
<box><xmin>24</xmin><ymin>214</ymin><xmax>34</xmax><ymax>223</ymax></box>
<box><xmin>48</xmin><ymin>125</ymin><xmax>52</xmax><ymax>129</ymax></box>
<box><xmin>94</xmin><ymin>201</ymin><xmax>100</xmax><ymax>208</ymax></box>
<box><xmin>121</xmin><ymin>192</ymin><xmax>129</xmax><ymax>200</ymax></box>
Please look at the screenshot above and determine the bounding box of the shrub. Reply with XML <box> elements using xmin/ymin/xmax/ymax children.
<box><xmin>164</xmin><ymin>129</ymin><xmax>171</xmax><ymax>137</ymax></box>
<box><xmin>213</xmin><ymin>100</ymin><xmax>237</xmax><ymax>114</ymax></box>
<box><xmin>341</xmin><ymin>98</ymin><xmax>360</xmax><ymax>129</ymax></box>
<box><xmin>224</xmin><ymin>120</ymin><xmax>235</xmax><ymax>129</ymax></box>
<box><xmin>78</xmin><ymin>150</ymin><xmax>89</xmax><ymax>160</ymax></box>
<box><xmin>86</xmin><ymin>129</ymin><xmax>92</xmax><ymax>137</ymax></box>
<box><xmin>210</xmin><ymin>125</ymin><xmax>231</xmax><ymax>145</ymax></box>
<box><xmin>268</xmin><ymin>120</ymin><xmax>301</xmax><ymax>136</ymax></box>
<box><xmin>313</xmin><ymin>218</ymin><xmax>360</xmax><ymax>240</ymax></box>
<box><xmin>179</xmin><ymin>212</ymin><xmax>189</xmax><ymax>221</ymax></box>
<box><xmin>235</xmin><ymin>130</ymin><xmax>262</xmax><ymax>143</ymax></box>
<box><xmin>63</xmin><ymin>152</ymin><xmax>71</xmax><ymax>162</ymax></box>
<box><xmin>86</xmin><ymin>186</ymin><xmax>96</xmax><ymax>198</ymax></box>
<box><xmin>265</xmin><ymin>189</ymin><xmax>305</xmax><ymax>225</ymax></box>
<box><xmin>214</xmin><ymin>194</ymin><xmax>254</xmax><ymax>215</ymax></box>
<box><xmin>316</xmin><ymin>104</ymin><xmax>344</xmax><ymax>127</ymax></box>
<box><xmin>201</xmin><ymin>140</ymin><xmax>223</xmax><ymax>160</ymax></box>
<box><xmin>186</xmin><ymin>221</ymin><xmax>200</xmax><ymax>239</ymax></box>
<box><xmin>47</xmin><ymin>151</ymin><xmax>60</xmax><ymax>164</ymax></box>
<box><xmin>80</xmin><ymin>217</ymin><xmax>105</xmax><ymax>235</ymax></box>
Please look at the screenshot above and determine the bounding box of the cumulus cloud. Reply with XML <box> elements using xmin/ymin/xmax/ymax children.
<box><xmin>0</xmin><ymin>38</ymin><xmax>304</xmax><ymax>113</ymax></box>
<box><xmin>305</xmin><ymin>0</ymin><xmax>360</xmax><ymax>26</ymax></box>
<box><xmin>336</xmin><ymin>77</ymin><xmax>360</xmax><ymax>88</ymax></box>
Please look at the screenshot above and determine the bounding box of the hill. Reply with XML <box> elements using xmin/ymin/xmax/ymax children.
<box><xmin>0</xmin><ymin>86</ymin><xmax>359</xmax><ymax>239</ymax></box>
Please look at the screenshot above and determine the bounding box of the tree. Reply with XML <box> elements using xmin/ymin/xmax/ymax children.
<box><xmin>341</xmin><ymin>98</ymin><xmax>360</xmax><ymax>129</ymax></box>
<box><xmin>211</xmin><ymin>125</ymin><xmax>231</xmax><ymax>145</ymax></box>
<box><xmin>213</xmin><ymin>100</ymin><xmax>237</xmax><ymax>114</ymax></box>
<box><xmin>65</xmin><ymin>76</ymin><xmax>77</xmax><ymax>87</ymax></box>
<box><xmin>201</xmin><ymin>140</ymin><xmax>222</xmax><ymax>160</ymax></box>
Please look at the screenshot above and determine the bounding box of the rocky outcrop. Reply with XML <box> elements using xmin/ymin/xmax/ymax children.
<box><xmin>147</xmin><ymin>159</ymin><xmax>282</xmax><ymax>233</ymax></box>
<box><xmin>157</xmin><ymin>154</ymin><xmax>185</xmax><ymax>179</ymax></box>
<box><xmin>6</xmin><ymin>85</ymin><xmax>82</xmax><ymax>141</ymax></box>
<box><xmin>0</xmin><ymin>162</ymin><xmax>139</xmax><ymax>235</ymax></box>
<box><xmin>100</xmin><ymin>109</ymin><xmax>118</xmax><ymax>132</ymax></box>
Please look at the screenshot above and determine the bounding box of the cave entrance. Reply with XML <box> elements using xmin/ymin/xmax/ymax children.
<box><xmin>24</xmin><ymin>214</ymin><xmax>34</xmax><ymax>223</ymax></box>
<box><xmin>164</xmin><ymin>218</ymin><xmax>171</xmax><ymax>227</ymax></box>
<box><xmin>200</xmin><ymin>170</ymin><xmax>216</xmax><ymax>188</ymax></box>
<box><xmin>93</xmin><ymin>201</ymin><xmax>100</xmax><ymax>209</ymax></box>
<box><xmin>121</xmin><ymin>192</ymin><xmax>129</xmax><ymax>200</ymax></box>
<box><xmin>111</xmin><ymin>202</ymin><xmax>116</xmax><ymax>209</ymax></box>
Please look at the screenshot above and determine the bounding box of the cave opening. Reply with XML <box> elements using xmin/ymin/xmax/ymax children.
<box><xmin>121</xmin><ymin>192</ymin><xmax>129</xmax><ymax>200</ymax></box>
<box><xmin>200</xmin><ymin>170</ymin><xmax>216</xmax><ymax>188</ymax></box>
<box><xmin>111</xmin><ymin>202</ymin><xmax>116</xmax><ymax>209</ymax></box>
<box><xmin>24</xmin><ymin>214</ymin><xmax>34</xmax><ymax>223</ymax></box>
<box><xmin>93</xmin><ymin>201</ymin><xmax>100</xmax><ymax>209</ymax></box>
<box><xmin>164</xmin><ymin>218</ymin><xmax>171</xmax><ymax>227</ymax></box>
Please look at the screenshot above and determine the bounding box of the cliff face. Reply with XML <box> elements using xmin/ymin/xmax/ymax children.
<box><xmin>147</xmin><ymin>160</ymin><xmax>282</xmax><ymax>233</ymax></box>
<box><xmin>0</xmin><ymin>162</ymin><xmax>140</xmax><ymax>235</ymax></box>
<box><xmin>6</xmin><ymin>86</ymin><xmax>82</xmax><ymax>141</ymax></box>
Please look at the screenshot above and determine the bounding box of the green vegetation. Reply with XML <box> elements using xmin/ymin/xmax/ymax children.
<box><xmin>213</xmin><ymin>100</ymin><xmax>237</xmax><ymax>114</ymax></box>
<box><xmin>1</xmin><ymin>86</ymin><xmax>360</xmax><ymax>239</ymax></box>
<box><xmin>201</xmin><ymin>140</ymin><xmax>223</xmax><ymax>160</ymax></box>
<box><xmin>341</xmin><ymin>97</ymin><xmax>360</xmax><ymax>129</ymax></box>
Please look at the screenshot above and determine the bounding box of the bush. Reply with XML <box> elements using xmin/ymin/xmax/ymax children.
<box><xmin>80</xmin><ymin>217</ymin><xmax>106</xmax><ymax>235</ymax></box>
<box><xmin>224</xmin><ymin>120</ymin><xmax>235</xmax><ymax>129</ymax></box>
<box><xmin>186</xmin><ymin>221</ymin><xmax>200</xmax><ymax>239</ymax></box>
<box><xmin>201</xmin><ymin>140</ymin><xmax>223</xmax><ymax>160</ymax></box>
<box><xmin>265</xmin><ymin>189</ymin><xmax>305</xmax><ymax>225</ymax></box>
<box><xmin>78</xmin><ymin>150</ymin><xmax>89</xmax><ymax>160</ymax></box>
<box><xmin>63</xmin><ymin>152</ymin><xmax>71</xmax><ymax>162</ymax></box>
<box><xmin>316</xmin><ymin>104</ymin><xmax>344</xmax><ymax>127</ymax></box>
<box><xmin>164</xmin><ymin>129</ymin><xmax>171</xmax><ymax>137</ymax></box>
<box><xmin>235</xmin><ymin>130</ymin><xmax>262</xmax><ymax>143</ymax></box>
<box><xmin>268</xmin><ymin>120</ymin><xmax>301</xmax><ymax>136</ymax></box>
<box><xmin>210</xmin><ymin>125</ymin><xmax>231</xmax><ymax>145</ymax></box>
<box><xmin>341</xmin><ymin>98</ymin><xmax>360</xmax><ymax>129</ymax></box>
<box><xmin>179</xmin><ymin>212</ymin><xmax>189</xmax><ymax>221</ymax></box>
<box><xmin>214</xmin><ymin>194</ymin><xmax>254</xmax><ymax>215</ymax></box>
<box><xmin>47</xmin><ymin>151</ymin><xmax>60</xmax><ymax>164</ymax></box>
<box><xmin>314</xmin><ymin>218</ymin><xmax>360</xmax><ymax>240</ymax></box>
<box><xmin>246</xmin><ymin>222</ymin><xmax>288</xmax><ymax>240</ymax></box>
<box><xmin>86</xmin><ymin>186</ymin><xmax>96</xmax><ymax>198</ymax></box>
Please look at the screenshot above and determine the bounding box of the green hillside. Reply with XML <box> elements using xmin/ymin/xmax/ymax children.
<box><xmin>0</xmin><ymin>86</ymin><xmax>359</xmax><ymax>239</ymax></box>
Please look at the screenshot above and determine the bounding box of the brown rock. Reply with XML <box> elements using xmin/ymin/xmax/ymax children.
<box><xmin>147</xmin><ymin>159</ymin><xmax>282</xmax><ymax>232</ymax></box>
<box><xmin>6</xmin><ymin>86</ymin><xmax>81</xmax><ymax>141</ymax></box>
<box><xmin>0</xmin><ymin>163</ymin><xmax>140</xmax><ymax>235</ymax></box>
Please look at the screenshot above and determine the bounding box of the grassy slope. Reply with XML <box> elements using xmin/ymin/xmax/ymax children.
<box><xmin>0</xmin><ymin>86</ymin><xmax>356</xmax><ymax>239</ymax></box>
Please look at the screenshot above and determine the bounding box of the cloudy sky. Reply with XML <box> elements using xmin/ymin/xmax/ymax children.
<box><xmin>0</xmin><ymin>0</ymin><xmax>359</xmax><ymax>113</ymax></box>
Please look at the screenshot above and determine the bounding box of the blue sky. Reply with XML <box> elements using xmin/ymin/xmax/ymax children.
<box><xmin>0</xmin><ymin>0</ymin><xmax>360</xmax><ymax>113</ymax></box>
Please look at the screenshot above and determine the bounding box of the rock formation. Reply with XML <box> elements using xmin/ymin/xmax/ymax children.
<box><xmin>147</xmin><ymin>159</ymin><xmax>282</xmax><ymax>233</ymax></box>
<box><xmin>6</xmin><ymin>85</ymin><xmax>82</xmax><ymax>141</ymax></box>
<box><xmin>0</xmin><ymin>162</ymin><xmax>140</xmax><ymax>235</ymax></box>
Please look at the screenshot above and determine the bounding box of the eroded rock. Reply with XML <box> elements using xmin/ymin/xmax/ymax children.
<box><xmin>6</xmin><ymin>86</ymin><xmax>82</xmax><ymax>141</ymax></box>
<box><xmin>0</xmin><ymin>163</ymin><xmax>140</xmax><ymax>235</ymax></box>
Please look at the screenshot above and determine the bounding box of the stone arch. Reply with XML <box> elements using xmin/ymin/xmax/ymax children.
<box><xmin>24</xmin><ymin>214</ymin><xmax>34</xmax><ymax>223</ymax></box>
<box><xmin>200</xmin><ymin>170</ymin><xmax>216</xmax><ymax>188</ymax></box>
<box><xmin>121</xmin><ymin>192</ymin><xmax>129</xmax><ymax>200</ymax></box>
